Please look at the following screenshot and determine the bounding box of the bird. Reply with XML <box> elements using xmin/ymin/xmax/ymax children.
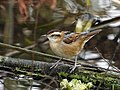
<box><xmin>47</xmin><ymin>29</ymin><xmax>101</xmax><ymax>72</ymax></box>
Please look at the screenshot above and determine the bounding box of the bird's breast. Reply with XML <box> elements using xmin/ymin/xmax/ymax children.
<box><xmin>49</xmin><ymin>42</ymin><xmax>80</xmax><ymax>59</ymax></box>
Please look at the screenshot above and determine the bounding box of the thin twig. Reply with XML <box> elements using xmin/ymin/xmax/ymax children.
<box><xmin>0</xmin><ymin>42</ymin><xmax>60</xmax><ymax>59</ymax></box>
<box><xmin>95</xmin><ymin>45</ymin><xmax>120</xmax><ymax>90</ymax></box>
<box><xmin>89</xmin><ymin>16</ymin><xmax>120</xmax><ymax>31</ymax></box>
<box><xmin>36</xmin><ymin>80</ymin><xmax>54</xmax><ymax>89</ymax></box>
<box><xmin>31</xmin><ymin>3</ymin><xmax>40</xmax><ymax>81</ymax></box>
<box><xmin>0</xmin><ymin>42</ymin><xmax>74</xmax><ymax>63</ymax></box>
<box><xmin>5</xmin><ymin>44</ymin><xmax>36</xmax><ymax>56</ymax></box>
<box><xmin>95</xmin><ymin>47</ymin><xmax>112</xmax><ymax>90</ymax></box>
<box><xmin>95</xmin><ymin>47</ymin><xmax>120</xmax><ymax>72</ymax></box>
<box><xmin>110</xmin><ymin>42</ymin><xmax>120</xmax><ymax>61</ymax></box>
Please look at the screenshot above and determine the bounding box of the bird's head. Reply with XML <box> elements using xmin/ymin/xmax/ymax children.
<box><xmin>47</xmin><ymin>29</ymin><xmax>64</xmax><ymax>43</ymax></box>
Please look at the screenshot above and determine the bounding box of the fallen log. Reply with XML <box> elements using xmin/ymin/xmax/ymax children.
<box><xmin>0</xmin><ymin>56</ymin><xmax>120</xmax><ymax>90</ymax></box>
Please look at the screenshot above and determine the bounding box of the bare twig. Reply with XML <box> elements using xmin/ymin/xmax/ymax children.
<box><xmin>95</xmin><ymin>46</ymin><xmax>119</xmax><ymax>90</ymax></box>
<box><xmin>95</xmin><ymin>45</ymin><xmax>120</xmax><ymax>90</ymax></box>
<box><xmin>0</xmin><ymin>42</ymin><xmax>59</xmax><ymax>58</ymax></box>
<box><xmin>95</xmin><ymin>47</ymin><xmax>120</xmax><ymax>72</ymax></box>
<box><xmin>89</xmin><ymin>16</ymin><xmax>120</xmax><ymax>31</ymax></box>
<box><xmin>111</xmin><ymin>42</ymin><xmax>120</xmax><ymax>61</ymax></box>
<box><xmin>0</xmin><ymin>42</ymin><xmax>74</xmax><ymax>63</ymax></box>
<box><xmin>5</xmin><ymin>44</ymin><xmax>36</xmax><ymax>56</ymax></box>
<box><xmin>95</xmin><ymin>46</ymin><xmax>120</xmax><ymax>90</ymax></box>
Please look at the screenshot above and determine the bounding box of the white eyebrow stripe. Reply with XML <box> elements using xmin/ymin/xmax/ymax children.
<box><xmin>52</xmin><ymin>32</ymin><xmax>61</xmax><ymax>35</ymax></box>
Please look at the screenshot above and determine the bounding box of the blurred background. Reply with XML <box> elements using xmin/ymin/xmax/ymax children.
<box><xmin>0</xmin><ymin>0</ymin><xmax>120</xmax><ymax>90</ymax></box>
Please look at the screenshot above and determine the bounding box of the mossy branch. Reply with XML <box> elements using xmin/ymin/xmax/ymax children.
<box><xmin>0</xmin><ymin>56</ymin><xmax>120</xmax><ymax>90</ymax></box>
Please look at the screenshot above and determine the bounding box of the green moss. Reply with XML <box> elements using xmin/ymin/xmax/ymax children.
<box><xmin>58</xmin><ymin>71</ymin><xmax>120</xmax><ymax>89</ymax></box>
<box><xmin>58</xmin><ymin>72</ymin><xmax>69</xmax><ymax>77</ymax></box>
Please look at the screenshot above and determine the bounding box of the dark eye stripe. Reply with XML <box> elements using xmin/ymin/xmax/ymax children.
<box><xmin>51</xmin><ymin>34</ymin><xmax>61</xmax><ymax>37</ymax></box>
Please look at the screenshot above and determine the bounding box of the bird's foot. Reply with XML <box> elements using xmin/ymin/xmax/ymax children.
<box><xmin>50</xmin><ymin>59</ymin><xmax>62</xmax><ymax>69</ymax></box>
<box><xmin>70</xmin><ymin>65</ymin><xmax>76</xmax><ymax>73</ymax></box>
<box><xmin>70</xmin><ymin>64</ymin><xmax>81</xmax><ymax>73</ymax></box>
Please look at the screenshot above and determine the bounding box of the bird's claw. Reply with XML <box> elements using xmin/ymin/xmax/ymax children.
<box><xmin>70</xmin><ymin>65</ymin><xmax>77</xmax><ymax>73</ymax></box>
<box><xmin>50</xmin><ymin>59</ymin><xmax>61</xmax><ymax>69</ymax></box>
<box><xmin>70</xmin><ymin>64</ymin><xmax>81</xmax><ymax>73</ymax></box>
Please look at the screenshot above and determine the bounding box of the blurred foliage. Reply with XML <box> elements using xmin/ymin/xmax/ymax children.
<box><xmin>0</xmin><ymin>1</ymin><xmax>120</xmax><ymax>90</ymax></box>
<box><xmin>0</xmin><ymin>0</ymin><xmax>94</xmax><ymax>45</ymax></box>
<box><xmin>60</xmin><ymin>79</ymin><xmax>93</xmax><ymax>90</ymax></box>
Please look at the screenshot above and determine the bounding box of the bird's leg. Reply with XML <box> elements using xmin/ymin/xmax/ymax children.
<box><xmin>50</xmin><ymin>57</ymin><xmax>63</xmax><ymax>69</ymax></box>
<box><xmin>70</xmin><ymin>55</ymin><xmax>78</xmax><ymax>73</ymax></box>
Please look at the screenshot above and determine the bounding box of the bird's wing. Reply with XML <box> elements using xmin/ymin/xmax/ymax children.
<box><xmin>63</xmin><ymin>33</ymin><xmax>80</xmax><ymax>44</ymax></box>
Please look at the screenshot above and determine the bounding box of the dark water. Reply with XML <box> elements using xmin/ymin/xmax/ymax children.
<box><xmin>0</xmin><ymin>75</ymin><xmax>43</xmax><ymax>90</ymax></box>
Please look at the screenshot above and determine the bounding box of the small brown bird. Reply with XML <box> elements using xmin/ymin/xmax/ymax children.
<box><xmin>47</xmin><ymin>29</ymin><xmax>101</xmax><ymax>72</ymax></box>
